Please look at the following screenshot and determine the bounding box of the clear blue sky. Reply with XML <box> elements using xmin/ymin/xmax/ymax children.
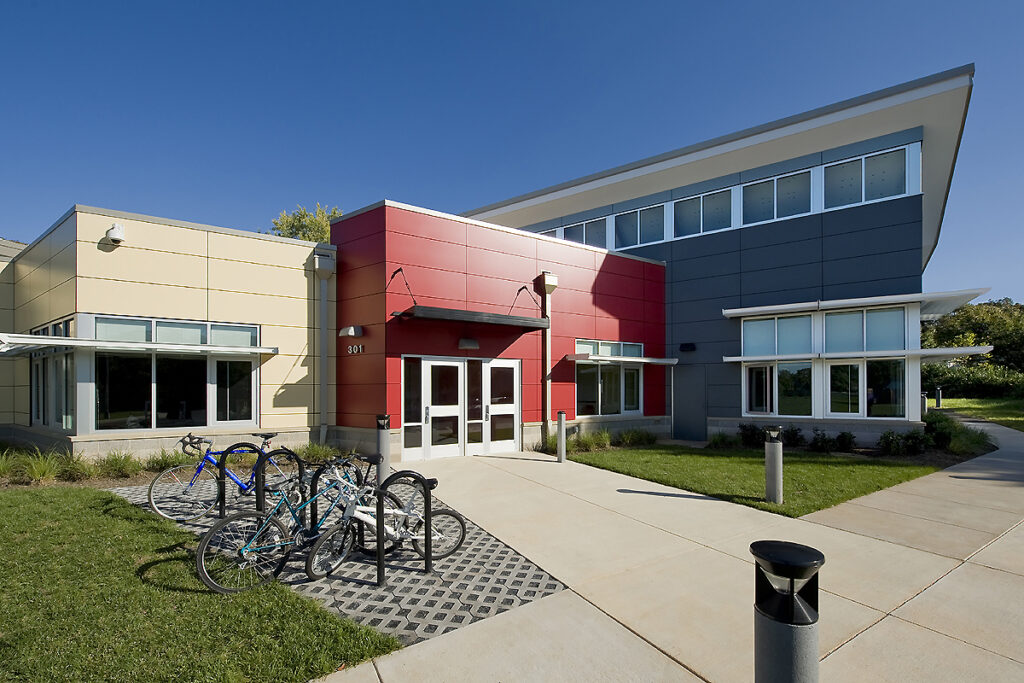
<box><xmin>1</xmin><ymin>1</ymin><xmax>1020</xmax><ymax>300</ymax></box>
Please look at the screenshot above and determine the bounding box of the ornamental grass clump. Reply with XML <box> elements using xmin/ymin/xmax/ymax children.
<box><xmin>98</xmin><ymin>450</ymin><xmax>142</xmax><ymax>478</ymax></box>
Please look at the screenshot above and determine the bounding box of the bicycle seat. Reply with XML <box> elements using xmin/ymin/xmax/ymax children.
<box><xmin>251</xmin><ymin>432</ymin><xmax>278</xmax><ymax>441</ymax></box>
<box><xmin>355</xmin><ymin>453</ymin><xmax>382</xmax><ymax>466</ymax></box>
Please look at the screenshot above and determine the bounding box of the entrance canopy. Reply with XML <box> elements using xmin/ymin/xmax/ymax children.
<box><xmin>0</xmin><ymin>333</ymin><xmax>278</xmax><ymax>357</ymax></box>
<box><xmin>391</xmin><ymin>305</ymin><xmax>549</xmax><ymax>331</ymax></box>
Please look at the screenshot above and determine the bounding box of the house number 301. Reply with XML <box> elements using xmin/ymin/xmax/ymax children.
<box><xmin>347</xmin><ymin>344</ymin><xmax>364</xmax><ymax>354</ymax></box>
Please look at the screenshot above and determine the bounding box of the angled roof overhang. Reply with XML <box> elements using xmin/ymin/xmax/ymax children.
<box><xmin>465</xmin><ymin>65</ymin><xmax>974</xmax><ymax>272</ymax></box>
<box><xmin>565</xmin><ymin>353</ymin><xmax>678</xmax><ymax>365</ymax></box>
<box><xmin>0</xmin><ymin>333</ymin><xmax>278</xmax><ymax>357</ymax></box>
<box><xmin>390</xmin><ymin>305</ymin><xmax>549</xmax><ymax>331</ymax></box>
<box><xmin>722</xmin><ymin>346</ymin><xmax>993</xmax><ymax>364</ymax></box>
<box><xmin>721</xmin><ymin>288</ymin><xmax>990</xmax><ymax>321</ymax></box>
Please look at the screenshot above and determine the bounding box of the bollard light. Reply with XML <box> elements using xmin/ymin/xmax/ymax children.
<box><xmin>764</xmin><ymin>426</ymin><xmax>784</xmax><ymax>504</ymax></box>
<box><xmin>750</xmin><ymin>540</ymin><xmax>825</xmax><ymax>683</ymax></box>
<box><xmin>764</xmin><ymin>425</ymin><xmax>782</xmax><ymax>443</ymax></box>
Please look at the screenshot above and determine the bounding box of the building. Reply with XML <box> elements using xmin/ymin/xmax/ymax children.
<box><xmin>0</xmin><ymin>65</ymin><xmax>988</xmax><ymax>458</ymax></box>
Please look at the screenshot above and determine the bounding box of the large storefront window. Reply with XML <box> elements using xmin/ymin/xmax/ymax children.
<box><xmin>156</xmin><ymin>356</ymin><xmax>207</xmax><ymax>427</ymax></box>
<box><xmin>217</xmin><ymin>360</ymin><xmax>254</xmax><ymax>422</ymax></box>
<box><xmin>96</xmin><ymin>354</ymin><xmax>152</xmax><ymax>430</ymax></box>
<box><xmin>29</xmin><ymin>320</ymin><xmax>76</xmax><ymax>431</ymax></box>
<box><xmin>574</xmin><ymin>339</ymin><xmax>643</xmax><ymax>416</ymax></box>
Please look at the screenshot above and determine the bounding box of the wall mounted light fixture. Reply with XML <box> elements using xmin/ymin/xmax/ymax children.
<box><xmin>458</xmin><ymin>338</ymin><xmax>479</xmax><ymax>350</ymax></box>
<box><xmin>338</xmin><ymin>326</ymin><xmax>364</xmax><ymax>337</ymax></box>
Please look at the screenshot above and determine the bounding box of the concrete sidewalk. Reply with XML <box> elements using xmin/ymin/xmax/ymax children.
<box><xmin>326</xmin><ymin>423</ymin><xmax>1024</xmax><ymax>682</ymax></box>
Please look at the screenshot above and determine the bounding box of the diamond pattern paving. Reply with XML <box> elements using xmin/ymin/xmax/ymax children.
<box><xmin>109</xmin><ymin>484</ymin><xmax>564</xmax><ymax>644</ymax></box>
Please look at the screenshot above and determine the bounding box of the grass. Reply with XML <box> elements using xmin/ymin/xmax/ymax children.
<box><xmin>0</xmin><ymin>487</ymin><xmax>399</xmax><ymax>682</ymax></box>
<box><xmin>571</xmin><ymin>446</ymin><xmax>941</xmax><ymax>517</ymax></box>
<box><xmin>932</xmin><ymin>397</ymin><xmax>1024</xmax><ymax>433</ymax></box>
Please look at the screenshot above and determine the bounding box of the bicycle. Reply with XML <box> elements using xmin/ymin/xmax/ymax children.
<box><xmin>195</xmin><ymin>455</ymin><xmax>392</xmax><ymax>593</ymax></box>
<box><xmin>147</xmin><ymin>432</ymin><xmax>297</xmax><ymax>522</ymax></box>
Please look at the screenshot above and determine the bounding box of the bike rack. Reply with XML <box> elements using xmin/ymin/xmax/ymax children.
<box><xmin>252</xmin><ymin>448</ymin><xmax>307</xmax><ymax>526</ymax></box>
<box><xmin>381</xmin><ymin>469</ymin><xmax>434</xmax><ymax>575</ymax></box>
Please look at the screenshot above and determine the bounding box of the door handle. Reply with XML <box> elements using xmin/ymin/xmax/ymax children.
<box><xmin>425</xmin><ymin>406</ymin><xmax>430</xmax><ymax>421</ymax></box>
<box><xmin>485</xmin><ymin>405</ymin><xmax>489</xmax><ymax>421</ymax></box>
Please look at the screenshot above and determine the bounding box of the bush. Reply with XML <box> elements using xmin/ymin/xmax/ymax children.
<box><xmin>144</xmin><ymin>449</ymin><xmax>194</xmax><ymax>472</ymax></box>
<box><xmin>572</xmin><ymin>433</ymin><xmax>597</xmax><ymax>453</ymax></box>
<box><xmin>11</xmin><ymin>452</ymin><xmax>60</xmax><ymax>484</ymax></box>
<box><xmin>921</xmin><ymin>362</ymin><xmax>1024</xmax><ymax>399</ymax></box>
<box><xmin>834</xmin><ymin>432</ymin><xmax>856</xmax><ymax>452</ymax></box>
<box><xmin>878</xmin><ymin>429</ymin><xmax>931</xmax><ymax>457</ymax></box>
<box><xmin>707</xmin><ymin>432</ymin><xmax>741</xmax><ymax>449</ymax></box>
<box><xmin>56</xmin><ymin>452</ymin><xmax>95</xmax><ymax>482</ymax></box>
<box><xmin>97</xmin><ymin>450</ymin><xmax>142</xmax><ymax>478</ymax></box>
<box><xmin>614</xmin><ymin>429</ymin><xmax>656</xmax><ymax>447</ymax></box>
<box><xmin>923</xmin><ymin>411</ymin><xmax>957</xmax><ymax>450</ymax></box>
<box><xmin>293</xmin><ymin>442</ymin><xmax>342</xmax><ymax>464</ymax></box>
<box><xmin>590</xmin><ymin>430</ymin><xmax>613</xmax><ymax>449</ymax></box>
<box><xmin>737</xmin><ymin>423</ymin><xmax>764</xmax><ymax>449</ymax></box>
<box><xmin>0</xmin><ymin>449</ymin><xmax>15</xmax><ymax>478</ymax></box>
<box><xmin>948</xmin><ymin>427</ymin><xmax>995</xmax><ymax>456</ymax></box>
<box><xmin>781</xmin><ymin>425</ymin><xmax>805</xmax><ymax>447</ymax></box>
<box><xmin>808</xmin><ymin>429</ymin><xmax>836</xmax><ymax>453</ymax></box>
<box><xmin>877</xmin><ymin>430</ymin><xmax>904</xmax><ymax>456</ymax></box>
<box><xmin>901</xmin><ymin>429</ymin><xmax>932</xmax><ymax>456</ymax></box>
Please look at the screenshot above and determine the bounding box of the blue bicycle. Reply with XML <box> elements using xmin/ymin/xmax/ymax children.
<box><xmin>147</xmin><ymin>433</ymin><xmax>295</xmax><ymax>522</ymax></box>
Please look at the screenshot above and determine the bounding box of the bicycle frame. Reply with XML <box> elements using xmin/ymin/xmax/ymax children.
<box><xmin>242</xmin><ymin>479</ymin><xmax>348</xmax><ymax>554</ymax></box>
<box><xmin>185</xmin><ymin>443</ymin><xmax>278</xmax><ymax>493</ymax></box>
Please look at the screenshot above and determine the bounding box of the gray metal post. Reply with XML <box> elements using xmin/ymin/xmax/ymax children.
<box><xmin>557</xmin><ymin>411</ymin><xmax>566</xmax><ymax>463</ymax></box>
<box><xmin>935</xmin><ymin>386</ymin><xmax>943</xmax><ymax>408</ymax></box>
<box><xmin>376</xmin><ymin>414</ymin><xmax>391</xmax><ymax>486</ymax></box>
<box><xmin>764</xmin><ymin>426</ymin><xmax>783</xmax><ymax>504</ymax></box>
<box><xmin>751</xmin><ymin>540</ymin><xmax>825</xmax><ymax>683</ymax></box>
<box><xmin>921</xmin><ymin>392</ymin><xmax>928</xmax><ymax>416</ymax></box>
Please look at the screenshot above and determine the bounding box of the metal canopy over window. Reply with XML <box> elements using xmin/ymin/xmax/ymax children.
<box><xmin>0</xmin><ymin>333</ymin><xmax>278</xmax><ymax>357</ymax></box>
<box><xmin>391</xmin><ymin>305</ymin><xmax>550</xmax><ymax>331</ymax></box>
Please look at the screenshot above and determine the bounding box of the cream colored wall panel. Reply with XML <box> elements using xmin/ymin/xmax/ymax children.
<box><xmin>0</xmin><ymin>412</ymin><xmax>14</xmax><ymax>425</ymax></box>
<box><xmin>0</xmin><ymin>282</ymin><xmax>12</xmax><ymax>310</ymax></box>
<box><xmin>76</xmin><ymin>213</ymin><xmax>208</xmax><ymax>257</ymax></box>
<box><xmin>0</xmin><ymin>261</ymin><xmax>15</xmax><ymax>284</ymax></box>
<box><xmin>48</xmin><ymin>243</ymin><xmax>76</xmax><ymax>290</ymax></box>
<box><xmin>13</xmin><ymin>413</ymin><xmax>29</xmax><ymax>427</ymax></box>
<box><xmin>15</xmin><ymin>293</ymin><xmax>48</xmax><ymax>331</ymax></box>
<box><xmin>260</xmin><ymin>413</ymin><xmax>316</xmax><ymax>429</ymax></box>
<box><xmin>260</xmin><ymin>354</ymin><xmax>314</xmax><ymax>386</ymax></box>
<box><xmin>12</xmin><ymin>357</ymin><xmax>29</xmax><ymax>384</ymax></box>
<box><xmin>261</xmin><ymin>383</ymin><xmax>315</xmax><ymax>414</ymax></box>
<box><xmin>77</xmin><ymin>277</ymin><xmax>208</xmax><ymax>320</ymax></box>
<box><xmin>0</xmin><ymin>390</ymin><xmax>14</xmax><ymax>413</ymax></box>
<box><xmin>76</xmin><ymin>242</ymin><xmax>207</xmax><ymax>289</ymax></box>
<box><xmin>0</xmin><ymin>309</ymin><xmax>12</xmax><ymax>332</ymax></box>
<box><xmin>209</xmin><ymin>290</ymin><xmax>311</xmax><ymax>329</ymax></box>
<box><xmin>15</xmin><ymin>265</ymin><xmax>49</xmax><ymax>309</ymax></box>
<box><xmin>48</xmin><ymin>278</ymin><xmax>76</xmax><ymax>322</ymax></box>
<box><xmin>260</xmin><ymin>325</ymin><xmax>314</xmax><ymax>354</ymax></box>
<box><xmin>208</xmin><ymin>231</ymin><xmax>315</xmax><ymax>269</ymax></box>
<box><xmin>208</xmin><ymin>257</ymin><xmax>314</xmax><ymax>299</ymax></box>
<box><xmin>13</xmin><ymin>385</ymin><xmax>28</xmax><ymax>408</ymax></box>
<box><xmin>0</xmin><ymin>359</ymin><xmax>13</xmax><ymax>386</ymax></box>
<box><xmin>47</xmin><ymin>214</ymin><xmax>77</xmax><ymax>254</ymax></box>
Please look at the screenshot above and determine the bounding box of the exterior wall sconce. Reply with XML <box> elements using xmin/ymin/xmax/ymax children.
<box><xmin>338</xmin><ymin>326</ymin><xmax>363</xmax><ymax>337</ymax></box>
<box><xmin>679</xmin><ymin>342</ymin><xmax>697</xmax><ymax>352</ymax></box>
<box><xmin>458</xmin><ymin>338</ymin><xmax>479</xmax><ymax>350</ymax></box>
<box><xmin>106</xmin><ymin>223</ymin><xmax>125</xmax><ymax>244</ymax></box>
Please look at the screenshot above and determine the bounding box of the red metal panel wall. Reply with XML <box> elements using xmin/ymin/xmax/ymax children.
<box><xmin>333</xmin><ymin>204</ymin><xmax>666</xmax><ymax>430</ymax></box>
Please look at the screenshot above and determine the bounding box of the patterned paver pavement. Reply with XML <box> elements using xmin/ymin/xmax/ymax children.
<box><xmin>109</xmin><ymin>484</ymin><xmax>564</xmax><ymax>644</ymax></box>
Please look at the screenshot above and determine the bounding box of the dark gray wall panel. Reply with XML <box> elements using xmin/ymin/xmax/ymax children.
<box><xmin>740</xmin><ymin>286</ymin><xmax>825</xmax><ymax>309</ymax></box>
<box><xmin>707</xmin><ymin>384</ymin><xmax>741</xmax><ymax>416</ymax></box>
<box><xmin>822</xmin><ymin>196</ymin><xmax>922</xmax><ymax>235</ymax></box>
<box><xmin>674</xmin><ymin>252</ymin><xmax>742</xmax><ymax>281</ymax></box>
<box><xmin>706</xmin><ymin>363</ymin><xmax>741</xmax><ymax>386</ymax></box>
<box><xmin>671</xmin><ymin>296</ymin><xmax>742</xmax><ymax>323</ymax></box>
<box><xmin>740</xmin><ymin>214</ymin><xmax>822</xmax><ymax>249</ymax></box>
<box><xmin>671</xmin><ymin>275</ymin><xmax>742</xmax><ymax>300</ymax></box>
<box><xmin>823</xmin><ymin>276</ymin><xmax>921</xmax><ymax>300</ymax></box>
<box><xmin>671</xmin><ymin>230</ymin><xmax>741</xmax><ymax>259</ymax></box>
<box><xmin>741</xmin><ymin>263</ymin><xmax>823</xmax><ymax>295</ymax></box>
<box><xmin>671</xmin><ymin>339</ymin><xmax>740</xmax><ymax>365</ymax></box>
<box><xmin>677</xmin><ymin>319</ymin><xmax>742</xmax><ymax>344</ymax></box>
<box><xmin>823</xmin><ymin>222</ymin><xmax>920</xmax><ymax>258</ymax></box>
<box><xmin>822</xmin><ymin>249</ymin><xmax>920</xmax><ymax>286</ymax></box>
<box><xmin>673</xmin><ymin>365</ymin><xmax>707</xmax><ymax>440</ymax></box>
<box><xmin>740</xmin><ymin>238</ymin><xmax>822</xmax><ymax>272</ymax></box>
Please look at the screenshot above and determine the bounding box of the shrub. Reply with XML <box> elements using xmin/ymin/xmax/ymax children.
<box><xmin>97</xmin><ymin>450</ymin><xmax>142</xmax><ymax>478</ymax></box>
<box><xmin>878</xmin><ymin>430</ymin><xmax>904</xmax><ymax>456</ymax></box>
<box><xmin>781</xmin><ymin>425</ymin><xmax>805</xmax><ymax>447</ymax></box>
<box><xmin>737</xmin><ymin>423</ymin><xmax>764</xmax><ymax>449</ymax></box>
<box><xmin>56</xmin><ymin>452</ymin><xmax>95</xmax><ymax>482</ymax></box>
<box><xmin>834</xmin><ymin>432</ymin><xmax>856</xmax><ymax>452</ymax></box>
<box><xmin>144</xmin><ymin>449</ymin><xmax>194</xmax><ymax>472</ymax></box>
<box><xmin>808</xmin><ymin>429</ymin><xmax>836</xmax><ymax>454</ymax></box>
<box><xmin>590</xmin><ymin>430</ymin><xmax>613</xmax><ymax>449</ymax></box>
<box><xmin>923</xmin><ymin>411</ymin><xmax>957</xmax><ymax>450</ymax></box>
<box><xmin>614</xmin><ymin>429</ymin><xmax>656</xmax><ymax>447</ymax></box>
<box><xmin>0</xmin><ymin>449</ymin><xmax>15</xmax><ymax>478</ymax></box>
<box><xmin>11</xmin><ymin>453</ymin><xmax>60</xmax><ymax>484</ymax></box>
<box><xmin>921</xmin><ymin>362</ymin><xmax>1024</xmax><ymax>399</ymax></box>
<box><xmin>294</xmin><ymin>442</ymin><xmax>342</xmax><ymax>464</ymax></box>
<box><xmin>878</xmin><ymin>429</ymin><xmax>931</xmax><ymax>457</ymax></box>
<box><xmin>948</xmin><ymin>427</ymin><xmax>995</xmax><ymax>456</ymax></box>
<box><xmin>572</xmin><ymin>433</ymin><xmax>597</xmax><ymax>453</ymax></box>
<box><xmin>707</xmin><ymin>432</ymin><xmax>741</xmax><ymax>449</ymax></box>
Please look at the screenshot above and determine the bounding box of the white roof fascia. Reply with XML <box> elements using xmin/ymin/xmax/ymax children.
<box><xmin>0</xmin><ymin>333</ymin><xmax>278</xmax><ymax>357</ymax></box>
<box><xmin>721</xmin><ymin>345</ymin><xmax>992</xmax><ymax>363</ymax></box>
<box><xmin>722</xmin><ymin>288</ymin><xmax>990</xmax><ymax>319</ymax></box>
<box><xmin>565</xmin><ymin>353</ymin><xmax>678</xmax><ymax>365</ymax></box>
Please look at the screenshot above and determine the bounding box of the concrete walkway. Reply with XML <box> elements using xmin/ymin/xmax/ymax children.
<box><xmin>325</xmin><ymin>422</ymin><xmax>1024</xmax><ymax>682</ymax></box>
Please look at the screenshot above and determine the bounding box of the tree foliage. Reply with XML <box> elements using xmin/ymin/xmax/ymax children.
<box><xmin>921</xmin><ymin>298</ymin><xmax>1024</xmax><ymax>372</ymax></box>
<box><xmin>270</xmin><ymin>203</ymin><xmax>342</xmax><ymax>243</ymax></box>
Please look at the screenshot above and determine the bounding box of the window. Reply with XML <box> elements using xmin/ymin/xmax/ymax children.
<box><xmin>829</xmin><ymin>364</ymin><xmax>860</xmax><ymax>414</ymax></box>
<box><xmin>776</xmin><ymin>172</ymin><xmax>811</xmax><ymax>218</ymax></box>
<box><xmin>95</xmin><ymin>354</ymin><xmax>152</xmax><ymax>430</ymax></box>
<box><xmin>867</xmin><ymin>359</ymin><xmax>905</xmax><ymax>417</ymax></box>
<box><xmin>825</xmin><ymin>148</ymin><xmax>907</xmax><ymax>209</ymax></box>
<box><xmin>96</xmin><ymin>317</ymin><xmax>151</xmax><ymax>342</ymax></box>
<box><xmin>584</xmin><ymin>220</ymin><xmax>606</xmax><ymax>248</ymax></box>
<box><xmin>156</xmin><ymin>356</ymin><xmax>207</xmax><ymax>427</ymax></box>
<box><xmin>614</xmin><ymin>212</ymin><xmax>639</xmax><ymax>249</ymax></box>
<box><xmin>743</xmin><ymin>180</ymin><xmax>774</xmax><ymax>224</ymax></box>
<box><xmin>403</xmin><ymin>357</ymin><xmax>422</xmax><ymax>448</ymax></box>
<box><xmin>746</xmin><ymin>365</ymin><xmax>772</xmax><ymax>413</ymax></box>
<box><xmin>742</xmin><ymin>315</ymin><xmax>811</xmax><ymax>356</ymax></box>
<box><xmin>778</xmin><ymin>362</ymin><xmax>812</xmax><ymax>416</ymax></box>
<box><xmin>702</xmin><ymin>190</ymin><xmax>732</xmax><ymax>231</ymax></box>
<box><xmin>826</xmin><ymin>307</ymin><xmax>905</xmax><ymax>353</ymax></box>
<box><xmin>824</xmin><ymin>160</ymin><xmax>862</xmax><ymax>209</ymax></box>
<box><xmin>866</xmin><ymin>308</ymin><xmax>905</xmax><ymax>351</ymax></box>
<box><xmin>564</xmin><ymin>223</ymin><xmax>584</xmax><ymax>243</ymax></box>
<box><xmin>673</xmin><ymin>197</ymin><xmax>700</xmax><ymax>237</ymax></box>
<box><xmin>29</xmin><ymin>320</ymin><xmax>75</xmax><ymax>431</ymax></box>
<box><xmin>639</xmin><ymin>206</ymin><xmax>664</xmax><ymax>244</ymax></box>
<box><xmin>217</xmin><ymin>360</ymin><xmax>254</xmax><ymax>422</ymax></box>
<box><xmin>211</xmin><ymin>324</ymin><xmax>257</xmax><ymax>347</ymax></box>
<box><xmin>157</xmin><ymin>321</ymin><xmax>206</xmax><ymax>344</ymax></box>
<box><xmin>575</xmin><ymin>339</ymin><xmax>643</xmax><ymax>416</ymax></box>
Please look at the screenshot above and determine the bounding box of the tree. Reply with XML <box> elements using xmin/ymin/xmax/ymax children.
<box><xmin>921</xmin><ymin>298</ymin><xmax>1024</xmax><ymax>371</ymax></box>
<box><xmin>270</xmin><ymin>203</ymin><xmax>342</xmax><ymax>243</ymax></box>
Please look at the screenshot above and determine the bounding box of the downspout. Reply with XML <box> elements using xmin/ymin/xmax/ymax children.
<box><xmin>537</xmin><ymin>271</ymin><xmax>559</xmax><ymax>443</ymax></box>
<box><xmin>314</xmin><ymin>250</ymin><xmax>336</xmax><ymax>444</ymax></box>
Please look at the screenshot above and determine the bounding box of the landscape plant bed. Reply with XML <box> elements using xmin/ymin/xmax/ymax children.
<box><xmin>932</xmin><ymin>398</ymin><xmax>1024</xmax><ymax>433</ymax></box>
<box><xmin>0</xmin><ymin>487</ymin><xmax>399</xmax><ymax>682</ymax></box>
<box><xmin>570</xmin><ymin>445</ymin><xmax>979</xmax><ymax>518</ymax></box>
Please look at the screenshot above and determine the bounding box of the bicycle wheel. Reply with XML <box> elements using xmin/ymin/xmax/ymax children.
<box><xmin>411</xmin><ymin>510</ymin><xmax>467</xmax><ymax>560</ymax></box>
<box><xmin>356</xmin><ymin>490</ymin><xmax>406</xmax><ymax>556</ymax></box>
<box><xmin>196</xmin><ymin>512</ymin><xmax>291</xmax><ymax>594</ymax></box>
<box><xmin>305</xmin><ymin>521</ymin><xmax>357</xmax><ymax>580</ymax></box>
<box><xmin>148</xmin><ymin>463</ymin><xmax>218</xmax><ymax>522</ymax></box>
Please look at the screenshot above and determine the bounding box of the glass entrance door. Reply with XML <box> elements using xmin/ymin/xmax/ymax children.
<box><xmin>486</xmin><ymin>360</ymin><xmax>519</xmax><ymax>452</ymax></box>
<box><xmin>423</xmin><ymin>359</ymin><xmax>463</xmax><ymax>459</ymax></box>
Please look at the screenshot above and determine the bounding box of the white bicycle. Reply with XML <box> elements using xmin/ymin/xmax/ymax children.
<box><xmin>305</xmin><ymin>468</ymin><xmax>466</xmax><ymax>580</ymax></box>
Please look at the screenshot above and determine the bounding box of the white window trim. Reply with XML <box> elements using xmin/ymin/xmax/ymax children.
<box><xmin>208</xmin><ymin>356</ymin><xmax>259</xmax><ymax>427</ymax></box>
<box><xmin>573</xmin><ymin>338</ymin><xmax>645</xmax><ymax>418</ymax></box>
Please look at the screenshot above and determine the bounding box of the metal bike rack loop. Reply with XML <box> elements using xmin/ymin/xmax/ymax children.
<box><xmin>254</xmin><ymin>448</ymin><xmax>306</xmax><ymax>526</ymax></box>
<box><xmin>381</xmin><ymin>469</ymin><xmax>435</xmax><ymax>575</ymax></box>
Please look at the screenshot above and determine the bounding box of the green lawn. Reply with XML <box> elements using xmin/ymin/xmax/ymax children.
<box><xmin>571</xmin><ymin>446</ymin><xmax>940</xmax><ymax>517</ymax></box>
<box><xmin>931</xmin><ymin>397</ymin><xmax>1024</xmax><ymax>433</ymax></box>
<box><xmin>0</xmin><ymin>487</ymin><xmax>399</xmax><ymax>682</ymax></box>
